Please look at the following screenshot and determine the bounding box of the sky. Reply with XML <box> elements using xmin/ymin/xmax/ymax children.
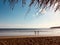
<box><xmin>0</xmin><ymin>0</ymin><xmax>60</xmax><ymax>28</ymax></box>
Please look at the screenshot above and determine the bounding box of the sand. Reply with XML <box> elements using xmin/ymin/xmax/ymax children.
<box><xmin>0</xmin><ymin>36</ymin><xmax>60</xmax><ymax>45</ymax></box>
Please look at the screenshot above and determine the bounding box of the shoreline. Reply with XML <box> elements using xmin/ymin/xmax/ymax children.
<box><xmin>0</xmin><ymin>35</ymin><xmax>60</xmax><ymax>39</ymax></box>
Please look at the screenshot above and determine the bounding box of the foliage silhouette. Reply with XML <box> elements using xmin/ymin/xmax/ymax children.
<box><xmin>3</xmin><ymin>0</ymin><xmax>60</xmax><ymax>12</ymax></box>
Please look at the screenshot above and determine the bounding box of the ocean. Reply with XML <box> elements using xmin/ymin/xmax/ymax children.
<box><xmin>0</xmin><ymin>28</ymin><xmax>60</xmax><ymax>36</ymax></box>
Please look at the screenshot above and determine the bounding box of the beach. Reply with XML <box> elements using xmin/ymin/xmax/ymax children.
<box><xmin>0</xmin><ymin>36</ymin><xmax>60</xmax><ymax>45</ymax></box>
<box><xmin>0</xmin><ymin>28</ymin><xmax>60</xmax><ymax>45</ymax></box>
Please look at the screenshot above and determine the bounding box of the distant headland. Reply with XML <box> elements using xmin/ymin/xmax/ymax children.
<box><xmin>50</xmin><ymin>26</ymin><xmax>60</xmax><ymax>29</ymax></box>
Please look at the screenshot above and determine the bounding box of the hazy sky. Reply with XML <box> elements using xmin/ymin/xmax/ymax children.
<box><xmin>0</xmin><ymin>0</ymin><xmax>60</xmax><ymax>28</ymax></box>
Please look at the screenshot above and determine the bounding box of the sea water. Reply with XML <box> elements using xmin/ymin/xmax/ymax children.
<box><xmin>0</xmin><ymin>28</ymin><xmax>60</xmax><ymax>36</ymax></box>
